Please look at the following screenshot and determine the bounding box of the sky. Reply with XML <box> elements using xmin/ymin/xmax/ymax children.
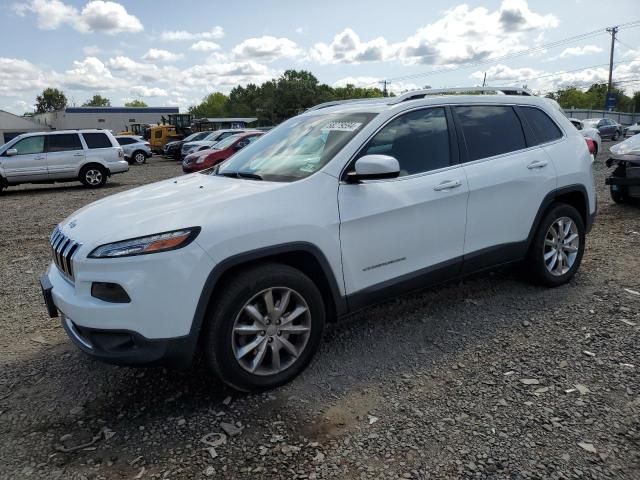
<box><xmin>1</xmin><ymin>0</ymin><xmax>639</xmax><ymax>114</ymax></box>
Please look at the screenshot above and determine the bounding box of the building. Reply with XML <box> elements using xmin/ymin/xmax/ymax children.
<box><xmin>0</xmin><ymin>110</ymin><xmax>50</xmax><ymax>144</ymax></box>
<box><xmin>31</xmin><ymin>107</ymin><xmax>179</xmax><ymax>133</ymax></box>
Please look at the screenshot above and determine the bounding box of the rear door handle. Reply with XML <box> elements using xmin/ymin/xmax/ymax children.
<box><xmin>527</xmin><ymin>160</ymin><xmax>548</xmax><ymax>169</ymax></box>
<box><xmin>433</xmin><ymin>179</ymin><xmax>462</xmax><ymax>191</ymax></box>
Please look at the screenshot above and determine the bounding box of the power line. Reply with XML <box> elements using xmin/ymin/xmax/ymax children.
<box><xmin>374</xmin><ymin>20</ymin><xmax>640</xmax><ymax>86</ymax></box>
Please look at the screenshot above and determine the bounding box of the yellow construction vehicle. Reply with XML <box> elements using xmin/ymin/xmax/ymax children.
<box><xmin>118</xmin><ymin>123</ymin><xmax>149</xmax><ymax>136</ymax></box>
<box><xmin>147</xmin><ymin>124</ymin><xmax>182</xmax><ymax>154</ymax></box>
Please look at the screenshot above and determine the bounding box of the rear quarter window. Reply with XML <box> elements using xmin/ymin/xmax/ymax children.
<box><xmin>519</xmin><ymin>107</ymin><xmax>563</xmax><ymax>145</ymax></box>
<box><xmin>83</xmin><ymin>133</ymin><xmax>113</xmax><ymax>149</ymax></box>
<box><xmin>455</xmin><ymin>105</ymin><xmax>526</xmax><ymax>161</ymax></box>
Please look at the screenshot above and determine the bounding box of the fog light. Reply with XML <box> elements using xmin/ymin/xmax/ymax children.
<box><xmin>91</xmin><ymin>282</ymin><xmax>131</xmax><ymax>303</ymax></box>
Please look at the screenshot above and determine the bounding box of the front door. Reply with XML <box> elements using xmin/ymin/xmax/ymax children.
<box><xmin>338</xmin><ymin>107</ymin><xmax>469</xmax><ymax>306</ymax></box>
<box><xmin>45</xmin><ymin>133</ymin><xmax>85</xmax><ymax>180</ymax></box>
<box><xmin>0</xmin><ymin>135</ymin><xmax>47</xmax><ymax>182</ymax></box>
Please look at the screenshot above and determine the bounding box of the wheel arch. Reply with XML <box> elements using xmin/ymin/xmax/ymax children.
<box><xmin>78</xmin><ymin>161</ymin><xmax>110</xmax><ymax>177</ymax></box>
<box><xmin>527</xmin><ymin>185</ymin><xmax>591</xmax><ymax>250</ymax></box>
<box><xmin>189</xmin><ymin>242</ymin><xmax>346</xmax><ymax>353</ymax></box>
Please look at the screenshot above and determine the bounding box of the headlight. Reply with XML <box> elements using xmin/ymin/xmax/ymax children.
<box><xmin>196</xmin><ymin>156</ymin><xmax>206</xmax><ymax>164</ymax></box>
<box><xmin>88</xmin><ymin>227</ymin><xmax>201</xmax><ymax>258</ymax></box>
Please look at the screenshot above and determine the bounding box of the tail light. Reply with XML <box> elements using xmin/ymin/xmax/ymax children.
<box><xmin>144</xmin><ymin>142</ymin><xmax>150</xmax><ymax>147</ymax></box>
<box><xmin>585</xmin><ymin>138</ymin><xmax>596</xmax><ymax>155</ymax></box>
<box><xmin>118</xmin><ymin>148</ymin><xmax>124</xmax><ymax>158</ymax></box>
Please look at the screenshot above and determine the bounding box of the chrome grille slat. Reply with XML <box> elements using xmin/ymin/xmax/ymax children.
<box><xmin>49</xmin><ymin>226</ymin><xmax>81</xmax><ymax>281</ymax></box>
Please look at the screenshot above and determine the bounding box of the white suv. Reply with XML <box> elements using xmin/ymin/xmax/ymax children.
<box><xmin>0</xmin><ymin>129</ymin><xmax>128</xmax><ymax>192</ymax></box>
<box><xmin>40</xmin><ymin>88</ymin><xmax>597</xmax><ymax>391</ymax></box>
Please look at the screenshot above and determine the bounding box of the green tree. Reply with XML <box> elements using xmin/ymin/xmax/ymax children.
<box><xmin>125</xmin><ymin>99</ymin><xmax>148</xmax><ymax>107</ymax></box>
<box><xmin>35</xmin><ymin>88</ymin><xmax>67</xmax><ymax>113</ymax></box>
<box><xmin>188</xmin><ymin>92</ymin><xmax>229</xmax><ymax>118</ymax></box>
<box><xmin>82</xmin><ymin>94</ymin><xmax>111</xmax><ymax>107</ymax></box>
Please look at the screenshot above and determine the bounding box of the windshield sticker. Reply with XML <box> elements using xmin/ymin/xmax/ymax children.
<box><xmin>322</xmin><ymin>121</ymin><xmax>363</xmax><ymax>132</ymax></box>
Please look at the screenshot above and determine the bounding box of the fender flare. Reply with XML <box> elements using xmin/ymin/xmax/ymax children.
<box><xmin>187</xmin><ymin>241</ymin><xmax>346</xmax><ymax>353</ymax></box>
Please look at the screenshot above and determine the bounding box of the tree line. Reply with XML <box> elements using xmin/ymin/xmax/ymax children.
<box><xmin>32</xmin><ymin>88</ymin><xmax>148</xmax><ymax>113</ymax></box>
<box><xmin>545</xmin><ymin>83</ymin><xmax>640</xmax><ymax>112</ymax></box>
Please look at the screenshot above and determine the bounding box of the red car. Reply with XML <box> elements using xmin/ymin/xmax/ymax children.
<box><xmin>182</xmin><ymin>132</ymin><xmax>262</xmax><ymax>173</ymax></box>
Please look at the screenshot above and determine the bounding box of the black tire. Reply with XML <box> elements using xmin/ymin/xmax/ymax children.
<box><xmin>610</xmin><ymin>185</ymin><xmax>628</xmax><ymax>204</ymax></box>
<box><xmin>79</xmin><ymin>165</ymin><xmax>107</xmax><ymax>188</ymax></box>
<box><xmin>527</xmin><ymin>203</ymin><xmax>585</xmax><ymax>287</ymax></box>
<box><xmin>203</xmin><ymin>263</ymin><xmax>326</xmax><ymax>391</ymax></box>
<box><xmin>132</xmin><ymin>150</ymin><xmax>147</xmax><ymax>165</ymax></box>
<box><xmin>0</xmin><ymin>177</ymin><xmax>5</xmax><ymax>195</ymax></box>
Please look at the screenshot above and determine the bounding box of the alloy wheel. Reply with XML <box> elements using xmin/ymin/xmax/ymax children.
<box><xmin>134</xmin><ymin>153</ymin><xmax>145</xmax><ymax>165</ymax></box>
<box><xmin>85</xmin><ymin>169</ymin><xmax>103</xmax><ymax>186</ymax></box>
<box><xmin>231</xmin><ymin>287</ymin><xmax>312</xmax><ymax>376</ymax></box>
<box><xmin>543</xmin><ymin>216</ymin><xmax>579</xmax><ymax>276</ymax></box>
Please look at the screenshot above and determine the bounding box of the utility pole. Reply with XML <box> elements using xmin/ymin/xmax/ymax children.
<box><xmin>379</xmin><ymin>80</ymin><xmax>390</xmax><ymax>97</ymax></box>
<box><xmin>606</xmin><ymin>26</ymin><xmax>619</xmax><ymax>95</ymax></box>
<box><xmin>482</xmin><ymin>72</ymin><xmax>487</xmax><ymax>87</ymax></box>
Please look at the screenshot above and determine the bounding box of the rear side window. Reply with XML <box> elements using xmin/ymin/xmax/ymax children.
<box><xmin>83</xmin><ymin>133</ymin><xmax>113</xmax><ymax>149</ymax></box>
<box><xmin>116</xmin><ymin>137</ymin><xmax>134</xmax><ymax>146</ymax></box>
<box><xmin>519</xmin><ymin>107</ymin><xmax>563</xmax><ymax>145</ymax></box>
<box><xmin>47</xmin><ymin>133</ymin><xmax>83</xmax><ymax>152</ymax></box>
<box><xmin>455</xmin><ymin>106</ymin><xmax>526</xmax><ymax>161</ymax></box>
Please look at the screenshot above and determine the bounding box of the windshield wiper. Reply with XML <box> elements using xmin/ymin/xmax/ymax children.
<box><xmin>217</xmin><ymin>170</ymin><xmax>263</xmax><ymax>180</ymax></box>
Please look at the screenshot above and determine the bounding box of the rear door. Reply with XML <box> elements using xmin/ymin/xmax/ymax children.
<box><xmin>46</xmin><ymin>133</ymin><xmax>85</xmax><ymax>179</ymax></box>
<box><xmin>0</xmin><ymin>135</ymin><xmax>47</xmax><ymax>182</ymax></box>
<box><xmin>83</xmin><ymin>132</ymin><xmax>117</xmax><ymax>164</ymax></box>
<box><xmin>454</xmin><ymin>105</ymin><xmax>557</xmax><ymax>272</ymax></box>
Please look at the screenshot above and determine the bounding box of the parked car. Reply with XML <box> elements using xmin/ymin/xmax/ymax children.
<box><xmin>115</xmin><ymin>136</ymin><xmax>152</xmax><ymax>165</ymax></box>
<box><xmin>0</xmin><ymin>130</ymin><xmax>128</xmax><ymax>193</ymax></box>
<box><xmin>182</xmin><ymin>132</ymin><xmax>263</xmax><ymax>173</ymax></box>
<box><xmin>164</xmin><ymin>131</ymin><xmax>213</xmax><ymax>160</ymax></box>
<box><xmin>40</xmin><ymin>89</ymin><xmax>596</xmax><ymax>391</ymax></box>
<box><xmin>605</xmin><ymin>133</ymin><xmax>640</xmax><ymax>203</ymax></box>
<box><xmin>568</xmin><ymin>118</ymin><xmax>602</xmax><ymax>156</ymax></box>
<box><xmin>181</xmin><ymin>129</ymin><xmax>246</xmax><ymax>158</ymax></box>
<box><xmin>582</xmin><ymin>118</ymin><xmax>623</xmax><ymax>141</ymax></box>
<box><xmin>623</xmin><ymin>121</ymin><xmax>640</xmax><ymax>137</ymax></box>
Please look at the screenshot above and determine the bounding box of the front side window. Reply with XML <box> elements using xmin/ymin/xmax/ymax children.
<box><xmin>455</xmin><ymin>105</ymin><xmax>526</xmax><ymax>161</ymax></box>
<box><xmin>154</xmin><ymin>130</ymin><xmax>162</xmax><ymax>139</ymax></box>
<box><xmin>47</xmin><ymin>133</ymin><xmax>83</xmax><ymax>152</ymax></box>
<box><xmin>215</xmin><ymin>112</ymin><xmax>376</xmax><ymax>182</ymax></box>
<box><xmin>358</xmin><ymin>107</ymin><xmax>450</xmax><ymax>176</ymax></box>
<box><xmin>10</xmin><ymin>136</ymin><xmax>44</xmax><ymax>155</ymax></box>
<box><xmin>83</xmin><ymin>133</ymin><xmax>113</xmax><ymax>149</ymax></box>
<box><xmin>519</xmin><ymin>107</ymin><xmax>563</xmax><ymax>145</ymax></box>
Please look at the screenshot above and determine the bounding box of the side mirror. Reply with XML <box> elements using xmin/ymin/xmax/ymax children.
<box><xmin>6</xmin><ymin>148</ymin><xmax>17</xmax><ymax>157</ymax></box>
<box><xmin>346</xmin><ymin>154</ymin><xmax>400</xmax><ymax>183</ymax></box>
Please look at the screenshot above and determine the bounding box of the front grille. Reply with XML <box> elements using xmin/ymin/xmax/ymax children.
<box><xmin>50</xmin><ymin>227</ymin><xmax>81</xmax><ymax>280</ymax></box>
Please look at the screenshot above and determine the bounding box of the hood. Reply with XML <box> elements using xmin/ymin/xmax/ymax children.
<box><xmin>58</xmin><ymin>174</ymin><xmax>286</xmax><ymax>247</ymax></box>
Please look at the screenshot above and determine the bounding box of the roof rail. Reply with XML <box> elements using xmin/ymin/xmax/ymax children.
<box><xmin>388</xmin><ymin>86</ymin><xmax>533</xmax><ymax>104</ymax></box>
<box><xmin>306</xmin><ymin>97</ymin><xmax>388</xmax><ymax>112</ymax></box>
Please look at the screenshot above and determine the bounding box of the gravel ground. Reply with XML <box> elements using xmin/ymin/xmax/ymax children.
<box><xmin>0</xmin><ymin>146</ymin><xmax>638</xmax><ymax>480</ymax></box>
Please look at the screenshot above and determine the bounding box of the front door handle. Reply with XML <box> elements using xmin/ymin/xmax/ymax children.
<box><xmin>433</xmin><ymin>179</ymin><xmax>462</xmax><ymax>191</ymax></box>
<box><xmin>527</xmin><ymin>160</ymin><xmax>548</xmax><ymax>169</ymax></box>
<box><xmin>73</xmin><ymin>153</ymin><xmax>84</xmax><ymax>157</ymax></box>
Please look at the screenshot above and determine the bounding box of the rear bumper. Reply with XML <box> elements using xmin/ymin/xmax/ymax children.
<box><xmin>107</xmin><ymin>160</ymin><xmax>130</xmax><ymax>174</ymax></box>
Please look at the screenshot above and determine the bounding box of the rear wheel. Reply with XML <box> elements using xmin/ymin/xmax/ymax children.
<box><xmin>203</xmin><ymin>263</ymin><xmax>326</xmax><ymax>391</ymax></box>
<box><xmin>80</xmin><ymin>165</ymin><xmax>107</xmax><ymax>188</ymax></box>
<box><xmin>132</xmin><ymin>151</ymin><xmax>147</xmax><ymax>165</ymax></box>
<box><xmin>527</xmin><ymin>203</ymin><xmax>585</xmax><ymax>287</ymax></box>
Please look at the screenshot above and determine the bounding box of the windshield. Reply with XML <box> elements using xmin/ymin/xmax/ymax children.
<box><xmin>204</xmin><ymin>131</ymin><xmax>226</xmax><ymax>142</ymax></box>
<box><xmin>213</xmin><ymin>135</ymin><xmax>241</xmax><ymax>150</ymax></box>
<box><xmin>184</xmin><ymin>132</ymin><xmax>207</xmax><ymax>142</ymax></box>
<box><xmin>212</xmin><ymin>112</ymin><xmax>376</xmax><ymax>182</ymax></box>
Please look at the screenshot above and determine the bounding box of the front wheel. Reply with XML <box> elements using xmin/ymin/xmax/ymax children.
<box><xmin>610</xmin><ymin>185</ymin><xmax>628</xmax><ymax>204</ymax></box>
<box><xmin>80</xmin><ymin>165</ymin><xmax>107</xmax><ymax>188</ymax></box>
<box><xmin>527</xmin><ymin>203</ymin><xmax>585</xmax><ymax>287</ymax></box>
<box><xmin>203</xmin><ymin>263</ymin><xmax>326</xmax><ymax>391</ymax></box>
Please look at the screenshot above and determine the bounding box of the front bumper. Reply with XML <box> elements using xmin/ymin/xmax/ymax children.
<box><xmin>40</xmin><ymin>241</ymin><xmax>216</xmax><ymax>367</ymax></box>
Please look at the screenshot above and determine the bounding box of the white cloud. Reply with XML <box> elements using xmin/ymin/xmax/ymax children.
<box><xmin>470</xmin><ymin>64</ymin><xmax>544</xmax><ymax>83</ymax></box>
<box><xmin>14</xmin><ymin>0</ymin><xmax>143</xmax><ymax>34</ymax></box>
<box><xmin>190</xmin><ymin>41</ymin><xmax>221</xmax><ymax>52</ymax></box>
<box><xmin>141</xmin><ymin>49</ymin><xmax>182</xmax><ymax>63</ymax></box>
<box><xmin>181</xmin><ymin>60</ymin><xmax>276</xmax><ymax>89</ymax></box>
<box><xmin>0</xmin><ymin>58</ymin><xmax>50</xmax><ymax>96</ymax></box>
<box><xmin>295</xmin><ymin>27</ymin><xmax>304</xmax><ymax>34</ymax></box>
<box><xmin>232</xmin><ymin>36</ymin><xmax>302</xmax><ymax>61</ymax></box>
<box><xmin>333</xmin><ymin>76</ymin><xmax>420</xmax><ymax>93</ymax></box>
<box><xmin>558</xmin><ymin>45</ymin><xmax>603</xmax><ymax>58</ymax></box>
<box><xmin>82</xmin><ymin>45</ymin><xmax>102</xmax><ymax>56</ymax></box>
<box><xmin>61</xmin><ymin>57</ymin><xmax>127</xmax><ymax>90</ymax></box>
<box><xmin>130</xmin><ymin>86</ymin><xmax>168</xmax><ymax>97</ymax></box>
<box><xmin>161</xmin><ymin>27</ymin><xmax>224</xmax><ymax>41</ymax></box>
<box><xmin>311</xmin><ymin>1</ymin><xmax>558</xmax><ymax>65</ymax></box>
